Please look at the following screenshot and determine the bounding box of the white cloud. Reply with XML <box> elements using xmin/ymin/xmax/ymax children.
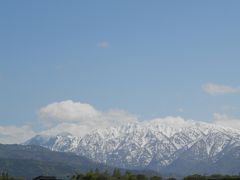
<box><xmin>39</xmin><ymin>100</ymin><xmax>99</xmax><ymax>122</ymax></box>
<box><xmin>39</xmin><ymin>100</ymin><xmax>240</xmax><ymax>138</ymax></box>
<box><xmin>38</xmin><ymin>100</ymin><xmax>137</xmax><ymax>137</ymax></box>
<box><xmin>97</xmin><ymin>41</ymin><xmax>110</xmax><ymax>48</ymax></box>
<box><xmin>0</xmin><ymin>125</ymin><xmax>36</xmax><ymax>144</ymax></box>
<box><xmin>3</xmin><ymin>99</ymin><xmax>240</xmax><ymax>144</ymax></box>
<box><xmin>202</xmin><ymin>83</ymin><xmax>239</xmax><ymax>95</ymax></box>
<box><xmin>40</xmin><ymin>123</ymin><xmax>90</xmax><ymax>137</ymax></box>
<box><xmin>212</xmin><ymin>113</ymin><xmax>240</xmax><ymax>129</ymax></box>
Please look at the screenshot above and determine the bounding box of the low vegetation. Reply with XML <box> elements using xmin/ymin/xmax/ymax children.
<box><xmin>71</xmin><ymin>169</ymin><xmax>164</xmax><ymax>180</ymax></box>
<box><xmin>2</xmin><ymin>169</ymin><xmax>240</xmax><ymax>180</ymax></box>
<box><xmin>0</xmin><ymin>172</ymin><xmax>24</xmax><ymax>180</ymax></box>
<box><xmin>183</xmin><ymin>174</ymin><xmax>240</xmax><ymax>180</ymax></box>
<box><xmin>70</xmin><ymin>169</ymin><xmax>240</xmax><ymax>180</ymax></box>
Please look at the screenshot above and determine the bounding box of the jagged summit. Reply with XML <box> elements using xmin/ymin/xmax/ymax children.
<box><xmin>25</xmin><ymin>118</ymin><xmax>240</xmax><ymax>175</ymax></box>
<box><xmin>25</xmin><ymin>132</ymin><xmax>80</xmax><ymax>152</ymax></box>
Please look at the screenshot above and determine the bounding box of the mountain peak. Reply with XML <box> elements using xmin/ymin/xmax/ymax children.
<box><xmin>25</xmin><ymin>119</ymin><xmax>240</xmax><ymax>176</ymax></box>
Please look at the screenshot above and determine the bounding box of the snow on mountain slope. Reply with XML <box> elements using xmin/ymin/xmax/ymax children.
<box><xmin>24</xmin><ymin>132</ymin><xmax>80</xmax><ymax>152</ymax></box>
<box><xmin>25</xmin><ymin>117</ymin><xmax>240</xmax><ymax>174</ymax></box>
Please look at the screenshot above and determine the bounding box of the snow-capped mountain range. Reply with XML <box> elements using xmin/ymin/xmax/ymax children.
<box><xmin>24</xmin><ymin>117</ymin><xmax>240</xmax><ymax>175</ymax></box>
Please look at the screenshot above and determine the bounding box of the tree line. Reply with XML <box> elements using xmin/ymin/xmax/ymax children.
<box><xmin>1</xmin><ymin>169</ymin><xmax>240</xmax><ymax>180</ymax></box>
<box><xmin>71</xmin><ymin>168</ymin><xmax>165</xmax><ymax>180</ymax></box>
<box><xmin>0</xmin><ymin>172</ymin><xmax>24</xmax><ymax>180</ymax></box>
<box><xmin>71</xmin><ymin>169</ymin><xmax>240</xmax><ymax>180</ymax></box>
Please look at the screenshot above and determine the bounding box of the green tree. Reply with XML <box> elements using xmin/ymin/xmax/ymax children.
<box><xmin>183</xmin><ymin>174</ymin><xmax>206</xmax><ymax>180</ymax></box>
<box><xmin>167</xmin><ymin>178</ymin><xmax>177</xmax><ymax>180</ymax></box>
<box><xmin>112</xmin><ymin>168</ymin><xmax>121</xmax><ymax>179</ymax></box>
<box><xmin>150</xmin><ymin>176</ymin><xmax>162</xmax><ymax>180</ymax></box>
<box><xmin>136</xmin><ymin>174</ymin><xmax>147</xmax><ymax>180</ymax></box>
<box><xmin>123</xmin><ymin>171</ymin><xmax>138</xmax><ymax>180</ymax></box>
<box><xmin>0</xmin><ymin>172</ymin><xmax>25</xmax><ymax>180</ymax></box>
<box><xmin>96</xmin><ymin>174</ymin><xmax>109</xmax><ymax>180</ymax></box>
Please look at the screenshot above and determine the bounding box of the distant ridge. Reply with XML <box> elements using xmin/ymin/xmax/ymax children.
<box><xmin>25</xmin><ymin>118</ymin><xmax>240</xmax><ymax>176</ymax></box>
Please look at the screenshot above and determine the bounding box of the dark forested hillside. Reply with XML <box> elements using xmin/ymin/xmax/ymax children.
<box><xmin>0</xmin><ymin>144</ymin><xmax>109</xmax><ymax>179</ymax></box>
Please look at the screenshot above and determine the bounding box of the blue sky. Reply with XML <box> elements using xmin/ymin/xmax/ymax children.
<box><xmin>1</xmin><ymin>1</ymin><xmax>240</xmax><ymax>143</ymax></box>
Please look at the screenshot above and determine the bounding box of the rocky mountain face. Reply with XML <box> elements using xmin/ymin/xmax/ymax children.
<box><xmin>24</xmin><ymin>132</ymin><xmax>80</xmax><ymax>152</ymax></box>
<box><xmin>25</xmin><ymin>118</ymin><xmax>240</xmax><ymax>176</ymax></box>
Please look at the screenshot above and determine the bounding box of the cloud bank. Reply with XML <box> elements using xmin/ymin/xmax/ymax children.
<box><xmin>2</xmin><ymin>100</ymin><xmax>240</xmax><ymax>144</ymax></box>
<box><xmin>0</xmin><ymin>125</ymin><xmax>36</xmax><ymax>144</ymax></box>
<box><xmin>39</xmin><ymin>100</ymin><xmax>99</xmax><ymax>122</ymax></box>
<box><xmin>38</xmin><ymin>100</ymin><xmax>138</xmax><ymax>137</ymax></box>
<box><xmin>212</xmin><ymin>113</ymin><xmax>240</xmax><ymax>129</ymax></box>
<box><xmin>202</xmin><ymin>83</ymin><xmax>239</xmax><ymax>95</ymax></box>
